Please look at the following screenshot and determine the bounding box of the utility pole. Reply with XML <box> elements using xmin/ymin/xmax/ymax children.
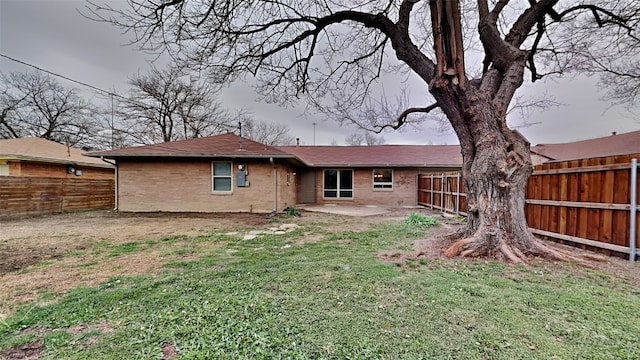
<box><xmin>312</xmin><ymin>122</ymin><xmax>317</xmax><ymax>145</ymax></box>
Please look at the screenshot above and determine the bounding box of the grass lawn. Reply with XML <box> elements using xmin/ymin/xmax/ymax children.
<box><xmin>1</xmin><ymin>214</ymin><xmax>639</xmax><ymax>359</ymax></box>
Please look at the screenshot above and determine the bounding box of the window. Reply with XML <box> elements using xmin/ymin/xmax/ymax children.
<box><xmin>212</xmin><ymin>161</ymin><xmax>232</xmax><ymax>192</ymax></box>
<box><xmin>373</xmin><ymin>169</ymin><xmax>393</xmax><ymax>189</ymax></box>
<box><xmin>323</xmin><ymin>169</ymin><xmax>353</xmax><ymax>198</ymax></box>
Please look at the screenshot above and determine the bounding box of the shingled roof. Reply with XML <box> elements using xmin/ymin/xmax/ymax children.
<box><xmin>88</xmin><ymin>133</ymin><xmax>293</xmax><ymax>159</ymax></box>
<box><xmin>88</xmin><ymin>133</ymin><xmax>462</xmax><ymax>168</ymax></box>
<box><xmin>277</xmin><ymin>145</ymin><xmax>462</xmax><ymax>168</ymax></box>
<box><xmin>530</xmin><ymin>130</ymin><xmax>640</xmax><ymax>162</ymax></box>
<box><xmin>0</xmin><ymin>137</ymin><xmax>113</xmax><ymax>168</ymax></box>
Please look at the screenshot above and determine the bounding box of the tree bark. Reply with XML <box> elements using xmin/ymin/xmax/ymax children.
<box><xmin>430</xmin><ymin>84</ymin><xmax>573</xmax><ymax>264</ymax></box>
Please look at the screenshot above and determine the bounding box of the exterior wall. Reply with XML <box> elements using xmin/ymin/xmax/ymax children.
<box><xmin>309</xmin><ymin>168</ymin><xmax>419</xmax><ymax>207</ymax></box>
<box><xmin>117</xmin><ymin>158</ymin><xmax>295</xmax><ymax>213</ymax></box>
<box><xmin>2</xmin><ymin>160</ymin><xmax>114</xmax><ymax>180</ymax></box>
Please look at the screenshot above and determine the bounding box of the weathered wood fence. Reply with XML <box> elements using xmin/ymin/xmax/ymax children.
<box><xmin>0</xmin><ymin>176</ymin><xmax>115</xmax><ymax>219</ymax></box>
<box><xmin>418</xmin><ymin>154</ymin><xmax>640</xmax><ymax>261</ymax></box>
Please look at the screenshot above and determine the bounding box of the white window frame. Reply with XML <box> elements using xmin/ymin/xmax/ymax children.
<box><xmin>373</xmin><ymin>169</ymin><xmax>393</xmax><ymax>190</ymax></box>
<box><xmin>211</xmin><ymin>161</ymin><xmax>233</xmax><ymax>193</ymax></box>
<box><xmin>322</xmin><ymin>169</ymin><xmax>354</xmax><ymax>199</ymax></box>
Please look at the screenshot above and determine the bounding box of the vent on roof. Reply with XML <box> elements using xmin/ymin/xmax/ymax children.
<box><xmin>238</xmin><ymin>121</ymin><xmax>244</xmax><ymax>150</ymax></box>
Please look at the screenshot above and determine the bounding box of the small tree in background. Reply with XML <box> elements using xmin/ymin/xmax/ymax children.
<box><xmin>345</xmin><ymin>132</ymin><xmax>386</xmax><ymax>146</ymax></box>
<box><xmin>119</xmin><ymin>64</ymin><xmax>235</xmax><ymax>144</ymax></box>
<box><xmin>241</xmin><ymin>117</ymin><xmax>296</xmax><ymax>146</ymax></box>
<box><xmin>0</xmin><ymin>71</ymin><xmax>98</xmax><ymax>147</ymax></box>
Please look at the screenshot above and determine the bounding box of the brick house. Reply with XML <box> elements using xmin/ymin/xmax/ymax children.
<box><xmin>0</xmin><ymin>138</ymin><xmax>115</xmax><ymax>218</ymax></box>
<box><xmin>89</xmin><ymin>133</ymin><xmax>463</xmax><ymax>213</ymax></box>
<box><xmin>0</xmin><ymin>137</ymin><xmax>114</xmax><ymax>179</ymax></box>
<box><xmin>89</xmin><ymin>134</ymin><xmax>298</xmax><ymax>213</ymax></box>
<box><xmin>279</xmin><ymin>145</ymin><xmax>462</xmax><ymax>207</ymax></box>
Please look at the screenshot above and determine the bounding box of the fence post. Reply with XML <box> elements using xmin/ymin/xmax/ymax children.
<box><xmin>630</xmin><ymin>158</ymin><xmax>637</xmax><ymax>262</ymax></box>
<box><xmin>456</xmin><ymin>174</ymin><xmax>461</xmax><ymax>215</ymax></box>
<box><xmin>430</xmin><ymin>174</ymin><xmax>434</xmax><ymax>210</ymax></box>
<box><xmin>440</xmin><ymin>173</ymin><xmax>445</xmax><ymax>214</ymax></box>
<box><xmin>416</xmin><ymin>175</ymin><xmax>419</xmax><ymax>206</ymax></box>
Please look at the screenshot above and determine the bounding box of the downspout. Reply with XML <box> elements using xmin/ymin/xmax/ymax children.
<box><xmin>630</xmin><ymin>158</ymin><xmax>637</xmax><ymax>262</ymax></box>
<box><xmin>270</xmin><ymin>157</ymin><xmax>277</xmax><ymax>212</ymax></box>
<box><xmin>101</xmin><ymin>156</ymin><xmax>118</xmax><ymax>211</ymax></box>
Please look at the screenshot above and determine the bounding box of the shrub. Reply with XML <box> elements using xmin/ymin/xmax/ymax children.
<box><xmin>283</xmin><ymin>206</ymin><xmax>301</xmax><ymax>218</ymax></box>
<box><xmin>404</xmin><ymin>213</ymin><xmax>439</xmax><ymax>227</ymax></box>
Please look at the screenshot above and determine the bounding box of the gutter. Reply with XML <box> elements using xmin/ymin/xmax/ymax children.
<box><xmin>270</xmin><ymin>157</ymin><xmax>277</xmax><ymax>212</ymax></box>
<box><xmin>85</xmin><ymin>153</ymin><xmax>296</xmax><ymax>160</ymax></box>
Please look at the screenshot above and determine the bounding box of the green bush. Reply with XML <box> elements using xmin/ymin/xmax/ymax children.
<box><xmin>404</xmin><ymin>213</ymin><xmax>439</xmax><ymax>227</ymax></box>
<box><xmin>283</xmin><ymin>205</ymin><xmax>301</xmax><ymax>218</ymax></box>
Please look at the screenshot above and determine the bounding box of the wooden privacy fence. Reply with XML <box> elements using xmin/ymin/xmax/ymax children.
<box><xmin>417</xmin><ymin>154</ymin><xmax>640</xmax><ymax>261</ymax></box>
<box><xmin>0</xmin><ymin>176</ymin><xmax>115</xmax><ymax>219</ymax></box>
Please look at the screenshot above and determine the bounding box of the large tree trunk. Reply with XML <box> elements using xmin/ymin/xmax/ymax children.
<box><xmin>432</xmin><ymin>86</ymin><xmax>571</xmax><ymax>264</ymax></box>
<box><xmin>425</xmin><ymin>0</ymin><xmax>574</xmax><ymax>263</ymax></box>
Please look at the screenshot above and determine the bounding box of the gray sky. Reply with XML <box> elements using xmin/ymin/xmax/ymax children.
<box><xmin>1</xmin><ymin>0</ymin><xmax>638</xmax><ymax>146</ymax></box>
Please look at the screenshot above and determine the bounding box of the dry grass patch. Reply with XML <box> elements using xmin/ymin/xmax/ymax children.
<box><xmin>0</xmin><ymin>211</ymin><xmax>270</xmax><ymax>319</ymax></box>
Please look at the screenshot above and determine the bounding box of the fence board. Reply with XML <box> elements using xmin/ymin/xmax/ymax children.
<box><xmin>0</xmin><ymin>176</ymin><xmax>114</xmax><ymax>219</ymax></box>
<box><xmin>418</xmin><ymin>153</ymin><xmax>640</xmax><ymax>259</ymax></box>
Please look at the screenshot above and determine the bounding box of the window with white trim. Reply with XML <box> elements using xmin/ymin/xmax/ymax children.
<box><xmin>212</xmin><ymin>161</ymin><xmax>232</xmax><ymax>192</ymax></box>
<box><xmin>323</xmin><ymin>169</ymin><xmax>353</xmax><ymax>198</ymax></box>
<box><xmin>373</xmin><ymin>169</ymin><xmax>393</xmax><ymax>189</ymax></box>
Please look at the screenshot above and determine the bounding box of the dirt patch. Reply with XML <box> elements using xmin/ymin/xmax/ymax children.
<box><xmin>379</xmin><ymin>222</ymin><xmax>461</xmax><ymax>265</ymax></box>
<box><xmin>161</xmin><ymin>342</ymin><xmax>179</xmax><ymax>359</ymax></box>
<box><xmin>0</xmin><ymin>242</ymin><xmax>90</xmax><ymax>275</ymax></box>
<box><xmin>0</xmin><ymin>342</ymin><xmax>43</xmax><ymax>360</ymax></box>
<box><xmin>0</xmin><ymin>210</ymin><xmax>274</xmax><ymax>318</ymax></box>
<box><xmin>0</xmin><ymin>211</ymin><xmax>270</xmax><ymax>275</ymax></box>
<box><xmin>1</xmin><ymin>321</ymin><xmax>117</xmax><ymax>359</ymax></box>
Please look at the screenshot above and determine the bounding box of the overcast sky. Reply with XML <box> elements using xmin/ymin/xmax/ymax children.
<box><xmin>1</xmin><ymin>0</ymin><xmax>638</xmax><ymax>146</ymax></box>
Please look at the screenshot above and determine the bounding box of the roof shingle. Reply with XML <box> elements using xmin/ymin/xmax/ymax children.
<box><xmin>88</xmin><ymin>133</ymin><xmax>292</xmax><ymax>159</ymax></box>
<box><xmin>530</xmin><ymin>130</ymin><xmax>640</xmax><ymax>162</ymax></box>
<box><xmin>277</xmin><ymin>145</ymin><xmax>462</xmax><ymax>167</ymax></box>
<box><xmin>0</xmin><ymin>137</ymin><xmax>113</xmax><ymax>168</ymax></box>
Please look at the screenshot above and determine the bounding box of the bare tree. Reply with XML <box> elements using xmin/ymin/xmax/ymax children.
<box><xmin>88</xmin><ymin>1</ymin><xmax>639</xmax><ymax>263</ymax></box>
<box><xmin>241</xmin><ymin>117</ymin><xmax>295</xmax><ymax>146</ymax></box>
<box><xmin>119</xmin><ymin>64</ymin><xmax>234</xmax><ymax>144</ymax></box>
<box><xmin>0</xmin><ymin>71</ymin><xmax>98</xmax><ymax>147</ymax></box>
<box><xmin>345</xmin><ymin>132</ymin><xmax>386</xmax><ymax>146</ymax></box>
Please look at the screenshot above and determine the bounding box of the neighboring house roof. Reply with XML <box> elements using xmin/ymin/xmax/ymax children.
<box><xmin>277</xmin><ymin>145</ymin><xmax>463</xmax><ymax>168</ymax></box>
<box><xmin>88</xmin><ymin>133</ymin><xmax>294</xmax><ymax>159</ymax></box>
<box><xmin>530</xmin><ymin>130</ymin><xmax>640</xmax><ymax>162</ymax></box>
<box><xmin>0</xmin><ymin>137</ymin><xmax>113</xmax><ymax>168</ymax></box>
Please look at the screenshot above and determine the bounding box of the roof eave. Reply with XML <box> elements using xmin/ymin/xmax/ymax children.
<box><xmin>0</xmin><ymin>155</ymin><xmax>115</xmax><ymax>169</ymax></box>
<box><xmin>87</xmin><ymin>153</ymin><xmax>296</xmax><ymax>160</ymax></box>
<box><xmin>298</xmin><ymin>163</ymin><xmax>462</xmax><ymax>168</ymax></box>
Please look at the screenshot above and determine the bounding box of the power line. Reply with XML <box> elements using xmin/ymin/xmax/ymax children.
<box><xmin>0</xmin><ymin>53</ymin><xmax>239</xmax><ymax>135</ymax></box>
<box><xmin>0</xmin><ymin>53</ymin><xmax>179</xmax><ymax>114</ymax></box>
<box><xmin>0</xmin><ymin>53</ymin><xmax>128</xmax><ymax>100</ymax></box>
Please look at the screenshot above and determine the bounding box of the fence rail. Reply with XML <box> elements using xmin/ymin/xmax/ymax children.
<box><xmin>0</xmin><ymin>176</ymin><xmax>115</xmax><ymax>219</ymax></box>
<box><xmin>418</xmin><ymin>154</ymin><xmax>640</xmax><ymax>261</ymax></box>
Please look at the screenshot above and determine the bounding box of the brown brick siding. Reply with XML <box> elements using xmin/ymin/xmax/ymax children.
<box><xmin>309</xmin><ymin>168</ymin><xmax>418</xmax><ymax>207</ymax></box>
<box><xmin>117</xmin><ymin>159</ymin><xmax>295</xmax><ymax>213</ymax></box>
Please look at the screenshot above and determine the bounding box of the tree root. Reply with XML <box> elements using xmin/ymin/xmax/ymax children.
<box><xmin>444</xmin><ymin>230</ymin><xmax>596</xmax><ymax>266</ymax></box>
